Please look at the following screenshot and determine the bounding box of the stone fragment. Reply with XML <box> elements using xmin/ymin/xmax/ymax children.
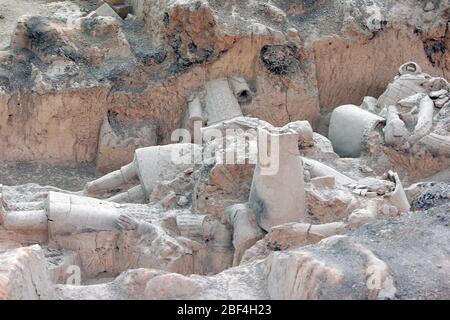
<box><xmin>177</xmin><ymin>196</ymin><xmax>189</xmax><ymax>207</ymax></box>
<box><xmin>359</xmin><ymin>165</ymin><xmax>374</xmax><ymax>173</ymax></box>
<box><xmin>281</xmin><ymin>120</ymin><xmax>314</xmax><ymax>148</ymax></box>
<box><xmin>125</xmin><ymin>13</ymin><xmax>136</xmax><ymax>21</ymax></box>
<box><xmin>434</xmin><ymin>96</ymin><xmax>449</xmax><ymax>108</ymax></box>
<box><xmin>158</xmin><ymin>191</ymin><xmax>178</xmax><ymax>209</ymax></box>
<box><xmin>404</xmin><ymin>182</ymin><xmax>429</xmax><ymax>204</ymax></box>
<box><xmin>108</xmin><ymin>185</ymin><xmax>146</xmax><ymax>203</ymax></box>
<box><xmin>128</xmin><ymin>0</ymin><xmax>145</xmax><ymax>16</ymax></box>
<box><xmin>419</xmin><ymin>133</ymin><xmax>450</xmax><ymax>157</ymax></box>
<box><xmin>383</xmin><ymin>171</ymin><xmax>410</xmax><ymax>214</ymax></box>
<box><xmin>184</xmin><ymin>94</ymin><xmax>205</xmax><ymax>139</ymax></box>
<box><xmin>348</xmin><ymin>201</ymin><xmax>378</xmax><ymax>227</ymax></box>
<box><xmin>3</xmin><ymin>209</ymin><xmax>48</xmax><ymax>233</ymax></box>
<box><xmin>10</xmin><ymin>16</ymin><xmax>31</xmax><ymax>50</ymax></box>
<box><xmin>135</xmin><ymin>144</ymin><xmax>201</xmax><ymax>197</ymax></box>
<box><xmin>182</xmin><ymin>77</ymin><xmax>247</xmax><ymax>137</ymax></box>
<box><xmin>426</xmin><ymin>77</ymin><xmax>450</xmax><ymax>92</ymax></box>
<box><xmin>351</xmin><ymin>177</ymin><xmax>395</xmax><ymax>196</ymax></box>
<box><xmin>47</xmin><ymin>192</ymin><xmax>120</xmax><ymax>237</ymax></box>
<box><xmin>176</xmin><ymin>215</ymin><xmax>206</xmax><ymax>240</ymax></box>
<box><xmin>86</xmin><ymin>11</ymin><xmax>98</xmax><ymax>18</ymax></box>
<box><xmin>429</xmin><ymin>89</ymin><xmax>448</xmax><ymax>98</ymax></box>
<box><xmin>360</xmin><ymin>96</ymin><xmax>380</xmax><ymax>114</ymax></box>
<box><xmin>286</xmin><ymin>28</ymin><xmax>300</xmax><ymax>42</ymax></box>
<box><xmin>255</xmin><ymin>3</ymin><xmax>287</xmax><ymax>23</ymax></box>
<box><xmin>266</xmin><ymin>221</ymin><xmax>348</xmax><ymax>251</ymax></box>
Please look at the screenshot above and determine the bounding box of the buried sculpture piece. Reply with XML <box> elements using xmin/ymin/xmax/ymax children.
<box><xmin>248</xmin><ymin>125</ymin><xmax>307</xmax><ymax>231</ymax></box>
<box><xmin>182</xmin><ymin>77</ymin><xmax>251</xmax><ymax>139</ymax></box>
<box><xmin>224</xmin><ymin>121</ymin><xmax>309</xmax><ymax>265</ymax></box>
<box><xmin>2</xmin><ymin>115</ymin><xmax>412</xmax><ymax>272</ymax></box>
<box><xmin>1</xmin><ymin>192</ymin><xmax>125</xmax><ymax>237</ymax></box>
<box><xmin>0</xmin><ymin>115</ymin><xmax>416</xmax><ymax>289</ymax></box>
<box><xmin>377</xmin><ymin>61</ymin><xmax>429</xmax><ymax>109</ymax></box>
<box><xmin>90</xmin><ymin>76</ymin><xmax>251</xmax><ymax>195</ymax></box>
<box><xmin>222</xmin><ymin>118</ymin><xmax>410</xmax><ymax>265</ymax></box>
<box><xmin>178</xmin><ymin>76</ymin><xmax>254</xmax><ymax>153</ymax></box>
<box><xmin>378</xmin><ymin>63</ymin><xmax>450</xmax><ymax>157</ymax></box>
<box><xmin>1</xmin><ymin>0</ymin><xmax>450</xmax><ymax>301</ymax></box>
<box><xmin>329</xmin><ymin>62</ymin><xmax>450</xmax><ymax>161</ymax></box>
<box><xmin>85</xmin><ymin>143</ymin><xmax>202</xmax><ymax>203</ymax></box>
<box><xmin>228</xmin><ymin>76</ymin><xmax>253</xmax><ymax>104</ymax></box>
<box><xmin>328</xmin><ymin>105</ymin><xmax>384</xmax><ymax>157</ymax></box>
<box><xmin>383</xmin><ymin>105</ymin><xmax>410</xmax><ymax>149</ymax></box>
<box><xmin>225</xmin><ymin>203</ymin><xmax>264</xmax><ymax>266</ymax></box>
<box><xmin>0</xmin><ymin>191</ymin><xmax>233</xmax><ymax>276</ymax></box>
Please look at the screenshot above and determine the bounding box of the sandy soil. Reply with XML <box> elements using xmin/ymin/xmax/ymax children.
<box><xmin>0</xmin><ymin>163</ymin><xmax>96</xmax><ymax>190</ymax></box>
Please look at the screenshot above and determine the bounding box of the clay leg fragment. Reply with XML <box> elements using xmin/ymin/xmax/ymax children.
<box><xmin>2</xmin><ymin>210</ymin><xmax>47</xmax><ymax>232</ymax></box>
<box><xmin>267</xmin><ymin>221</ymin><xmax>348</xmax><ymax>250</ymax></box>
<box><xmin>184</xmin><ymin>95</ymin><xmax>205</xmax><ymax>141</ymax></box>
<box><xmin>85</xmin><ymin>162</ymin><xmax>138</xmax><ymax>195</ymax></box>
<box><xmin>225</xmin><ymin>204</ymin><xmax>264</xmax><ymax>266</ymax></box>
<box><xmin>107</xmin><ymin>185</ymin><xmax>146</xmax><ymax>203</ymax></box>
<box><xmin>409</xmin><ymin>96</ymin><xmax>434</xmax><ymax>145</ymax></box>
<box><xmin>46</xmin><ymin>192</ymin><xmax>121</xmax><ymax>237</ymax></box>
<box><xmin>302</xmin><ymin>157</ymin><xmax>356</xmax><ymax>186</ymax></box>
